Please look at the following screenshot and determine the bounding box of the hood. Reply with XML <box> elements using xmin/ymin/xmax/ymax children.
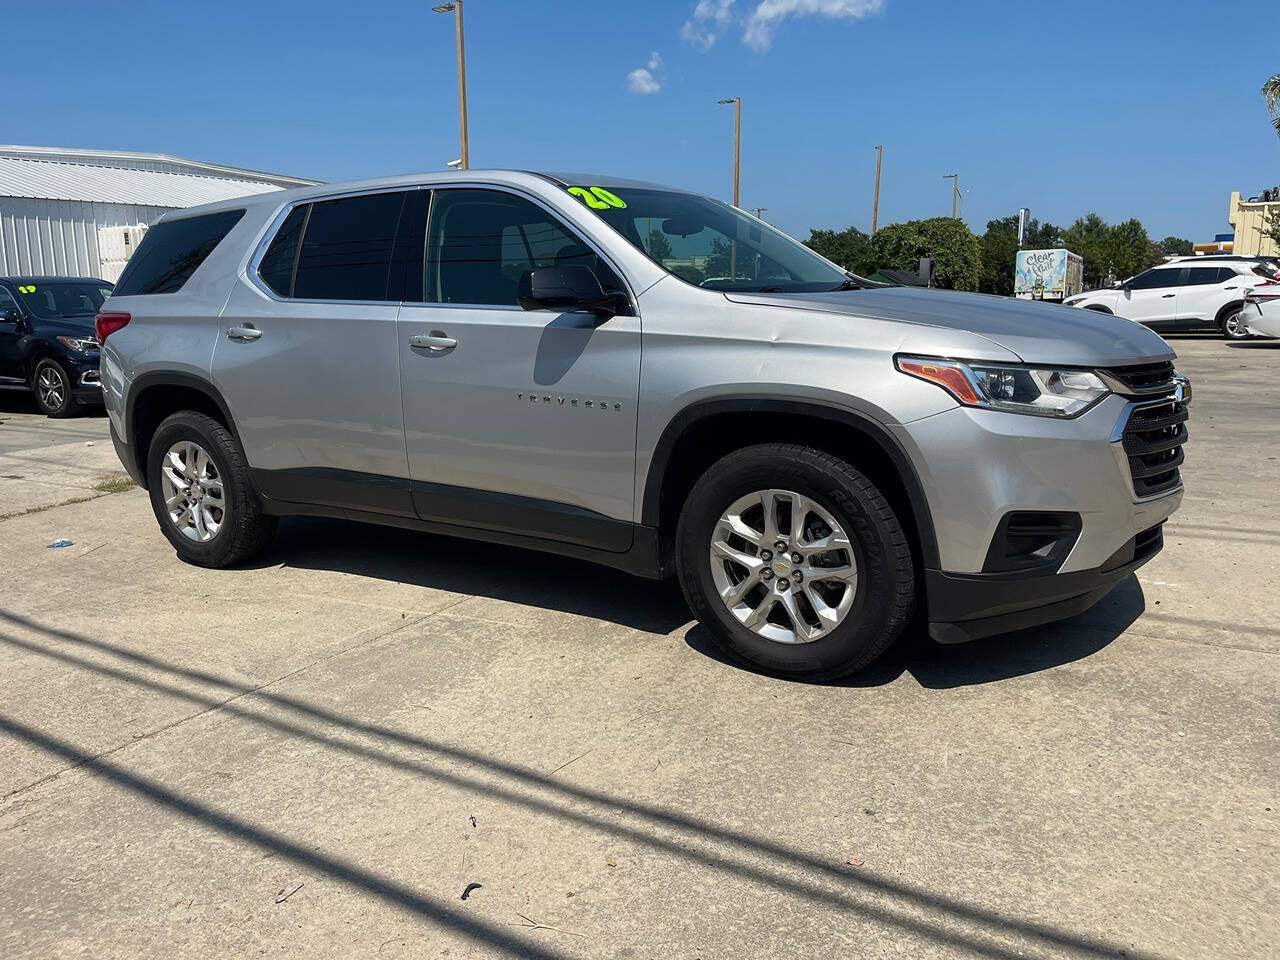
<box><xmin>725</xmin><ymin>286</ymin><xmax>1175</xmax><ymax>367</ymax></box>
<box><xmin>31</xmin><ymin>315</ymin><xmax>98</xmax><ymax>340</ymax></box>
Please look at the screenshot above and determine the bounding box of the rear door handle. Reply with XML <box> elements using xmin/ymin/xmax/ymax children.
<box><xmin>226</xmin><ymin>325</ymin><xmax>262</xmax><ymax>341</ymax></box>
<box><xmin>1161</xmin><ymin>294</ymin><xmax>1175</xmax><ymax>298</ymax></box>
<box><xmin>409</xmin><ymin>332</ymin><xmax>457</xmax><ymax>351</ymax></box>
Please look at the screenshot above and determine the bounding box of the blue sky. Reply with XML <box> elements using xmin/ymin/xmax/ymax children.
<box><xmin>10</xmin><ymin>1</ymin><xmax>1279</xmax><ymax>243</ymax></box>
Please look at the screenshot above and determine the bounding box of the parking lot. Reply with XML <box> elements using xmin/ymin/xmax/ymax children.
<box><xmin>0</xmin><ymin>336</ymin><xmax>1275</xmax><ymax>959</ymax></box>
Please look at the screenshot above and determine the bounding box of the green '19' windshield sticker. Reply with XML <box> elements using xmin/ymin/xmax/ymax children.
<box><xmin>17</xmin><ymin>285</ymin><xmax>36</xmax><ymax>294</ymax></box>
<box><xmin>567</xmin><ymin>186</ymin><xmax>627</xmax><ymax>210</ymax></box>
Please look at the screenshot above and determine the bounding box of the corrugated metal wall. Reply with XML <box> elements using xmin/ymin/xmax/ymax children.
<box><xmin>0</xmin><ymin>197</ymin><xmax>173</xmax><ymax>277</ymax></box>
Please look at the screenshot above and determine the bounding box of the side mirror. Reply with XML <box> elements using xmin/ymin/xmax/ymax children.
<box><xmin>517</xmin><ymin>265</ymin><xmax>620</xmax><ymax>317</ymax></box>
<box><xmin>1</xmin><ymin>308</ymin><xmax>21</xmax><ymax>325</ymax></box>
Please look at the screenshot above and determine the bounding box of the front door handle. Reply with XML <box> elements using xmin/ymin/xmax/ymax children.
<box><xmin>409</xmin><ymin>332</ymin><xmax>457</xmax><ymax>351</ymax></box>
<box><xmin>1161</xmin><ymin>294</ymin><xmax>1175</xmax><ymax>298</ymax></box>
<box><xmin>226</xmin><ymin>325</ymin><xmax>262</xmax><ymax>341</ymax></box>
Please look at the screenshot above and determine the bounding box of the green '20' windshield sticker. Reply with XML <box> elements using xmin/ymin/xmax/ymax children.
<box><xmin>567</xmin><ymin>186</ymin><xmax>627</xmax><ymax>210</ymax></box>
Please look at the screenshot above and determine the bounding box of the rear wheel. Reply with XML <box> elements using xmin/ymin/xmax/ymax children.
<box><xmin>146</xmin><ymin>411</ymin><xmax>277</xmax><ymax>567</ymax></box>
<box><xmin>1221</xmin><ymin>308</ymin><xmax>1252</xmax><ymax>340</ymax></box>
<box><xmin>32</xmin><ymin>358</ymin><xmax>78</xmax><ymax>418</ymax></box>
<box><xmin>675</xmin><ymin>443</ymin><xmax>915</xmax><ymax>680</ymax></box>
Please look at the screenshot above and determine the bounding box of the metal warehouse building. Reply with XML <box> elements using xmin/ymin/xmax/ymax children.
<box><xmin>0</xmin><ymin>145</ymin><xmax>317</xmax><ymax>282</ymax></box>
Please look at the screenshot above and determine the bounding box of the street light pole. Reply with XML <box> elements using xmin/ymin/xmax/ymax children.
<box><xmin>433</xmin><ymin>1</ymin><xmax>470</xmax><ymax>170</ymax></box>
<box><xmin>872</xmin><ymin>145</ymin><xmax>883</xmax><ymax>234</ymax></box>
<box><xmin>718</xmin><ymin>97</ymin><xmax>741</xmax><ymax>206</ymax></box>
<box><xmin>943</xmin><ymin>174</ymin><xmax>959</xmax><ymax>219</ymax></box>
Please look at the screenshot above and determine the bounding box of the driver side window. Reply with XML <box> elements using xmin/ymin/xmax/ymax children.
<box><xmin>424</xmin><ymin>189</ymin><xmax>623</xmax><ymax>306</ymax></box>
<box><xmin>0</xmin><ymin>286</ymin><xmax>19</xmax><ymax>313</ymax></box>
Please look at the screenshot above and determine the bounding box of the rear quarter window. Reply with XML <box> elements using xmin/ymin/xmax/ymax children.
<box><xmin>113</xmin><ymin>209</ymin><xmax>245</xmax><ymax>296</ymax></box>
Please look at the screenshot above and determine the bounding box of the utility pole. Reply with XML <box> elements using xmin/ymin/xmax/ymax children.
<box><xmin>943</xmin><ymin>174</ymin><xmax>959</xmax><ymax>219</ymax></box>
<box><xmin>433</xmin><ymin>1</ymin><xmax>470</xmax><ymax>169</ymax></box>
<box><xmin>872</xmin><ymin>145</ymin><xmax>883</xmax><ymax>234</ymax></box>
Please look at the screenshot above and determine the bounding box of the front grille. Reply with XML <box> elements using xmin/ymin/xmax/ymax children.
<box><xmin>1122</xmin><ymin>396</ymin><xmax>1188</xmax><ymax>497</ymax></box>
<box><xmin>1104</xmin><ymin>360</ymin><xmax>1175</xmax><ymax>396</ymax></box>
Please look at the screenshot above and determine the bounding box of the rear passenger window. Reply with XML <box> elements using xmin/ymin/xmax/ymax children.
<box><xmin>424</xmin><ymin>188</ymin><xmax>623</xmax><ymax>306</ymax></box>
<box><xmin>259</xmin><ymin>205</ymin><xmax>308</xmax><ymax>297</ymax></box>
<box><xmin>113</xmin><ymin>209</ymin><xmax>245</xmax><ymax>296</ymax></box>
<box><xmin>1186</xmin><ymin>267</ymin><xmax>1222</xmax><ymax>285</ymax></box>
<box><xmin>292</xmin><ymin>192</ymin><xmax>408</xmax><ymax>301</ymax></box>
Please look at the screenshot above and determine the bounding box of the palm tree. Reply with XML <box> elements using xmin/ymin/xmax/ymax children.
<box><xmin>1263</xmin><ymin>74</ymin><xmax>1280</xmax><ymax>138</ymax></box>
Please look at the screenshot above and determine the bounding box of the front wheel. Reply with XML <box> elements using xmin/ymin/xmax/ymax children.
<box><xmin>32</xmin><ymin>358</ymin><xmax>78</xmax><ymax>418</ymax></box>
<box><xmin>1221</xmin><ymin>307</ymin><xmax>1252</xmax><ymax>340</ymax></box>
<box><xmin>675</xmin><ymin>443</ymin><xmax>915</xmax><ymax>680</ymax></box>
<box><xmin>146</xmin><ymin>411</ymin><xmax>277</xmax><ymax>568</ymax></box>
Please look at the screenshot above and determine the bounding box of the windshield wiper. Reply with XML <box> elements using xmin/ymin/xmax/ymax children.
<box><xmin>828</xmin><ymin>278</ymin><xmax>862</xmax><ymax>291</ymax></box>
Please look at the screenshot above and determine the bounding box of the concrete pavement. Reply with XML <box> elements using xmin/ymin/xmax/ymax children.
<box><xmin>0</xmin><ymin>337</ymin><xmax>1275</xmax><ymax>959</ymax></box>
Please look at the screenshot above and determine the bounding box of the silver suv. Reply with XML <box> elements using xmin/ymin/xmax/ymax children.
<box><xmin>97</xmin><ymin>171</ymin><xmax>1188</xmax><ymax>679</ymax></box>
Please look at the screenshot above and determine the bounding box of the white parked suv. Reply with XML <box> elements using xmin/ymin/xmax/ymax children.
<box><xmin>1065</xmin><ymin>259</ymin><xmax>1275</xmax><ymax>339</ymax></box>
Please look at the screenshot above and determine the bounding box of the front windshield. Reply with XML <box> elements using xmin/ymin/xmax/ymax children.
<box><xmin>14</xmin><ymin>281</ymin><xmax>113</xmax><ymax>319</ymax></box>
<box><xmin>567</xmin><ymin>184</ymin><xmax>854</xmax><ymax>293</ymax></box>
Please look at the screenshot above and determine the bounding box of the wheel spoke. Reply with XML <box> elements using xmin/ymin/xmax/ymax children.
<box><xmin>711</xmin><ymin>537</ymin><xmax>761</xmax><ymax>572</ymax></box>
<box><xmin>802</xmin><ymin>585</ymin><xmax>843</xmax><ymax>632</ymax></box>
<box><xmin>778</xmin><ymin>588</ymin><xmax>817</xmax><ymax>642</ymax></box>
<box><xmin>720</xmin><ymin>572</ymin><xmax>759</xmax><ymax>605</ymax></box>
<box><xmin>742</xmin><ymin>594</ymin><xmax>776</xmax><ymax>629</ymax></box>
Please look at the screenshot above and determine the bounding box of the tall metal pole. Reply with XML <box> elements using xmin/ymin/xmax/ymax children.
<box><xmin>732</xmin><ymin>97</ymin><xmax>741</xmax><ymax>208</ymax></box>
<box><xmin>943</xmin><ymin>174</ymin><xmax>958</xmax><ymax>219</ymax></box>
<box><xmin>455</xmin><ymin>0</ymin><xmax>470</xmax><ymax>169</ymax></box>
<box><xmin>872</xmin><ymin>145</ymin><xmax>883</xmax><ymax>234</ymax></box>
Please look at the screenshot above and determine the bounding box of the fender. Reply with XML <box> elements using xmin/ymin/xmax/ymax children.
<box><xmin>641</xmin><ymin>396</ymin><xmax>941</xmax><ymax>570</ymax></box>
<box><xmin>123</xmin><ymin>371</ymin><xmax>243</xmax><ymax>486</ymax></box>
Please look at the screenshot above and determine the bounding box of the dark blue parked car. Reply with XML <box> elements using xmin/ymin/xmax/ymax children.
<box><xmin>0</xmin><ymin>276</ymin><xmax>113</xmax><ymax>417</ymax></box>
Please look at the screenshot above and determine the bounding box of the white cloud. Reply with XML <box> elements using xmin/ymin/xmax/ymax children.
<box><xmin>743</xmin><ymin>0</ymin><xmax>885</xmax><ymax>50</ymax></box>
<box><xmin>682</xmin><ymin>0</ymin><xmax>737</xmax><ymax>50</ymax></box>
<box><xmin>683</xmin><ymin>0</ymin><xmax>884</xmax><ymax>52</ymax></box>
<box><xmin>627</xmin><ymin>67</ymin><xmax>661</xmax><ymax>95</ymax></box>
<box><xmin>627</xmin><ymin>51</ymin><xmax>665</xmax><ymax>94</ymax></box>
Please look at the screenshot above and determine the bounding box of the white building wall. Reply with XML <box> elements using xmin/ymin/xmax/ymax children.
<box><xmin>0</xmin><ymin>197</ymin><xmax>173</xmax><ymax>278</ymax></box>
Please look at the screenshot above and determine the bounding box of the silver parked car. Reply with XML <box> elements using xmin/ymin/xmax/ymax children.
<box><xmin>97</xmin><ymin>171</ymin><xmax>1188</xmax><ymax>679</ymax></box>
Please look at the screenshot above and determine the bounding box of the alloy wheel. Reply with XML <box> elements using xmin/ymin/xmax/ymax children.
<box><xmin>159</xmin><ymin>440</ymin><xmax>225</xmax><ymax>542</ymax></box>
<box><xmin>37</xmin><ymin>366</ymin><xmax>66</xmax><ymax>410</ymax></box>
<box><xmin>708</xmin><ymin>488</ymin><xmax>858</xmax><ymax>644</ymax></box>
<box><xmin>1223</xmin><ymin>311</ymin><xmax>1251</xmax><ymax>339</ymax></box>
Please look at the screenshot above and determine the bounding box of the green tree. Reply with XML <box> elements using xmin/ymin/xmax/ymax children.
<box><xmin>804</xmin><ymin>226</ymin><xmax>876</xmax><ymax>276</ymax></box>
<box><xmin>872</xmin><ymin>218</ymin><xmax>981</xmax><ymax>291</ymax></box>
<box><xmin>1158</xmin><ymin>236</ymin><xmax>1193</xmax><ymax>256</ymax></box>
<box><xmin>977</xmin><ymin>217</ymin><xmax>1019</xmax><ymax>295</ymax></box>
<box><xmin>1062</xmin><ymin>214</ymin><xmax>1115</xmax><ymax>289</ymax></box>
<box><xmin>1108</xmin><ymin>218</ymin><xmax>1160</xmax><ymax>281</ymax></box>
<box><xmin>1262</xmin><ymin>73</ymin><xmax>1280</xmax><ymax>140</ymax></box>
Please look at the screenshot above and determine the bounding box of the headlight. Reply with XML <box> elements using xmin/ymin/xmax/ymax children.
<box><xmin>896</xmin><ymin>356</ymin><xmax>1110</xmax><ymax>418</ymax></box>
<box><xmin>56</xmin><ymin>335</ymin><xmax>99</xmax><ymax>353</ymax></box>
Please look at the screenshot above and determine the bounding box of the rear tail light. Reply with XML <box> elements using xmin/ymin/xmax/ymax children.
<box><xmin>1246</xmin><ymin>281</ymin><xmax>1280</xmax><ymax>304</ymax></box>
<box><xmin>94</xmin><ymin>311</ymin><xmax>130</xmax><ymax>342</ymax></box>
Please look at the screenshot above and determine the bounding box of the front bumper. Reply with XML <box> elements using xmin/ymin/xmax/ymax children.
<box><xmin>927</xmin><ymin>523</ymin><xmax>1164</xmax><ymax>643</ymax></box>
<box><xmin>893</xmin><ymin>381</ymin><xmax>1185</xmax><ymax>643</ymax></box>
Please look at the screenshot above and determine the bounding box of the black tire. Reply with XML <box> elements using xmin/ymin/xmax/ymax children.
<box><xmin>1219</xmin><ymin>303</ymin><xmax>1251</xmax><ymax>340</ymax></box>
<box><xmin>145</xmin><ymin>411</ymin><xmax>277</xmax><ymax>568</ymax></box>
<box><xmin>675</xmin><ymin>443</ymin><xmax>915</xmax><ymax>681</ymax></box>
<box><xmin>31</xmin><ymin>358</ymin><xmax>78</xmax><ymax>418</ymax></box>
